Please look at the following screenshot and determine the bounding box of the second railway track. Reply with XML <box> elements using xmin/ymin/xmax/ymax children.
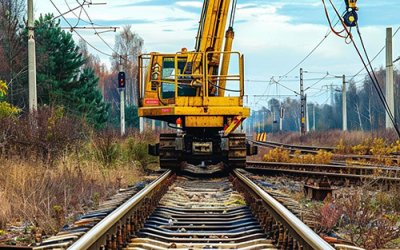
<box><xmin>246</xmin><ymin>161</ymin><xmax>400</xmax><ymax>184</ymax></box>
<box><xmin>33</xmin><ymin>169</ymin><xmax>362</xmax><ymax>250</ymax></box>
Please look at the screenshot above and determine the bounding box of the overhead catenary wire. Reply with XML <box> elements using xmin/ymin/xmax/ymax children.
<box><xmin>254</xmin><ymin>3</ymin><xmax>344</xmax><ymax>108</ymax></box>
<box><xmin>74</xmin><ymin>0</ymin><xmax>122</xmax><ymax>58</ymax></box>
<box><xmin>322</xmin><ymin>0</ymin><xmax>400</xmax><ymax>138</ymax></box>
<box><xmin>61</xmin><ymin>0</ymin><xmax>123</xmax><ymax>60</ymax></box>
<box><xmin>49</xmin><ymin>0</ymin><xmax>114</xmax><ymax>57</ymax></box>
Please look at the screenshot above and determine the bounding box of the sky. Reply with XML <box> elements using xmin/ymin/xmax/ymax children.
<box><xmin>35</xmin><ymin>0</ymin><xmax>400</xmax><ymax>109</ymax></box>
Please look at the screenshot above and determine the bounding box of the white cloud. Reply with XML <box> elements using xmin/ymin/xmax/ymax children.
<box><xmin>175</xmin><ymin>1</ymin><xmax>203</xmax><ymax>8</ymax></box>
<box><xmin>35</xmin><ymin>0</ymin><xmax>399</xmax><ymax>105</ymax></box>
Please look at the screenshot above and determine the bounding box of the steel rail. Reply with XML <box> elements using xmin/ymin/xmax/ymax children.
<box><xmin>67</xmin><ymin>170</ymin><xmax>172</xmax><ymax>250</ymax></box>
<box><xmin>250</xmin><ymin>140</ymin><xmax>400</xmax><ymax>160</ymax></box>
<box><xmin>246</xmin><ymin>161</ymin><xmax>400</xmax><ymax>181</ymax></box>
<box><xmin>247</xmin><ymin>161</ymin><xmax>399</xmax><ymax>172</ymax></box>
<box><xmin>249</xmin><ymin>140</ymin><xmax>335</xmax><ymax>153</ymax></box>
<box><xmin>233</xmin><ymin>169</ymin><xmax>335</xmax><ymax>250</ymax></box>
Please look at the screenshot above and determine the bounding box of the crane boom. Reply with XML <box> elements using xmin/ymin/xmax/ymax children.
<box><xmin>196</xmin><ymin>0</ymin><xmax>231</xmax><ymax>54</ymax></box>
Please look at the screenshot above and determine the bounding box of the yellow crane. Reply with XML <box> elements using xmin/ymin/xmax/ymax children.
<box><xmin>137</xmin><ymin>0</ymin><xmax>256</xmax><ymax>170</ymax></box>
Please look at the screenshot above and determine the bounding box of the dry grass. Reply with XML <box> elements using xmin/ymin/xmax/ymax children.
<box><xmin>0</xmin><ymin>156</ymin><xmax>143</xmax><ymax>235</ymax></box>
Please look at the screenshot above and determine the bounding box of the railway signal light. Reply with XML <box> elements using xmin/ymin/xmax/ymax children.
<box><xmin>118</xmin><ymin>72</ymin><xmax>126</xmax><ymax>88</ymax></box>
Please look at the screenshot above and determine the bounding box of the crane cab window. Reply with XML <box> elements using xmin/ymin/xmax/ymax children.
<box><xmin>161</xmin><ymin>57</ymin><xmax>196</xmax><ymax>99</ymax></box>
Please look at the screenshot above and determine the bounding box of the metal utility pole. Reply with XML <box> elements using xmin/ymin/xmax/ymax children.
<box><xmin>300</xmin><ymin>68</ymin><xmax>306</xmax><ymax>136</ymax></box>
<box><xmin>386</xmin><ymin>27</ymin><xmax>395</xmax><ymax>129</ymax></box>
<box><xmin>28</xmin><ymin>0</ymin><xmax>37</xmax><ymax>112</ymax></box>
<box><xmin>342</xmin><ymin>75</ymin><xmax>348</xmax><ymax>131</ymax></box>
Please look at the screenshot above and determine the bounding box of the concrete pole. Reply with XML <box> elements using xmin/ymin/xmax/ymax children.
<box><xmin>312</xmin><ymin>104</ymin><xmax>316</xmax><ymax>131</ymax></box>
<box><xmin>262</xmin><ymin>111</ymin><xmax>266</xmax><ymax>133</ymax></box>
<box><xmin>139</xmin><ymin>118</ymin><xmax>144</xmax><ymax>132</ymax></box>
<box><xmin>28</xmin><ymin>0</ymin><xmax>37</xmax><ymax>112</ymax></box>
<box><xmin>120</xmin><ymin>90</ymin><xmax>125</xmax><ymax>136</ymax></box>
<box><xmin>342</xmin><ymin>75</ymin><xmax>348</xmax><ymax>131</ymax></box>
<box><xmin>300</xmin><ymin>68</ymin><xmax>306</xmax><ymax>135</ymax></box>
<box><xmin>305</xmin><ymin>95</ymin><xmax>309</xmax><ymax>132</ymax></box>
<box><xmin>386</xmin><ymin>27</ymin><xmax>395</xmax><ymax>129</ymax></box>
<box><xmin>119</xmin><ymin>62</ymin><xmax>125</xmax><ymax>136</ymax></box>
<box><xmin>279</xmin><ymin>106</ymin><xmax>283</xmax><ymax>131</ymax></box>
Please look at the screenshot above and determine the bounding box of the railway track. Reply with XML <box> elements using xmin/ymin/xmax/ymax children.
<box><xmin>250</xmin><ymin>140</ymin><xmax>400</xmax><ymax>164</ymax></box>
<box><xmin>246</xmin><ymin>161</ymin><xmax>400</xmax><ymax>184</ymax></box>
<box><xmin>32</xmin><ymin>169</ymin><xmax>361</xmax><ymax>250</ymax></box>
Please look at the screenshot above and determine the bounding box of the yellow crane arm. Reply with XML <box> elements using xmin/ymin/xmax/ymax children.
<box><xmin>195</xmin><ymin>0</ymin><xmax>231</xmax><ymax>54</ymax></box>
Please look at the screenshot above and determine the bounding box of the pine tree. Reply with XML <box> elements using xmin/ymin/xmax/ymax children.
<box><xmin>31</xmin><ymin>14</ymin><xmax>109</xmax><ymax>128</ymax></box>
<box><xmin>73</xmin><ymin>68</ymin><xmax>109</xmax><ymax>129</ymax></box>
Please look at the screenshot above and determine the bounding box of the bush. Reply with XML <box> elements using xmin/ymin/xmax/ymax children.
<box><xmin>125</xmin><ymin>138</ymin><xmax>154</xmax><ymax>169</ymax></box>
<box><xmin>0</xmin><ymin>106</ymin><xmax>87</xmax><ymax>165</ymax></box>
<box><xmin>263</xmin><ymin>148</ymin><xmax>290</xmax><ymax>162</ymax></box>
<box><xmin>315</xmin><ymin>189</ymin><xmax>400</xmax><ymax>249</ymax></box>
<box><xmin>92</xmin><ymin>129</ymin><xmax>120</xmax><ymax>167</ymax></box>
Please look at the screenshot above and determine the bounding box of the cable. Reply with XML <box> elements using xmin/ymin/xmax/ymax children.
<box><xmin>229</xmin><ymin>0</ymin><xmax>237</xmax><ymax>28</ymax></box>
<box><xmin>49</xmin><ymin>0</ymin><xmax>114</xmax><ymax>57</ymax></box>
<box><xmin>322</xmin><ymin>0</ymin><xmax>400</xmax><ymax>137</ymax></box>
<box><xmin>64</xmin><ymin>0</ymin><xmax>84</xmax><ymax>28</ymax></box>
<box><xmin>255</xmin><ymin>3</ymin><xmax>344</xmax><ymax>104</ymax></box>
<box><xmin>305</xmin><ymin>73</ymin><xmax>329</xmax><ymax>91</ymax></box>
<box><xmin>349</xmin><ymin>25</ymin><xmax>400</xmax><ymax>82</ymax></box>
<box><xmin>75</xmin><ymin>0</ymin><xmax>122</xmax><ymax>57</ymax></box>
<box><xmin>356</xmin><ymin>25</ymin><xmax>397</xmax><ymax>125</ymax></box>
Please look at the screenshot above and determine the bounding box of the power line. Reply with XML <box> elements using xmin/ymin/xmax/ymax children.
<box><xmin>348</xmin><ymin>25</ymin><xmax>400</xmax><ymax>82</ymax></box>
<box><xmin>254</xmin><ymin>4</ymin><xmax>344</xmax><ymax>107</ymax></box>
<box><xmin>49</xmin><ymin>0</ymin><xmax>114</xmax><ymax>57</ymax></box>
<box><xmin>322</xmin><ymin>0</ymin><xmax>400</xmax><ymax>138</ymax></box>
<box><xmin>74</xmin><ymin>0</ymin><xmax>121</xmax><ymax>57</ymax></box>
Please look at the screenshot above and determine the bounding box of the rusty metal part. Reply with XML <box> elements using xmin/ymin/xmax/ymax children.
<box><xmin>232</xmin><ymin>169</ymin><xmax>335</xmax><ymax>250</ymax></box>
<box><xmin>34</xmin><ymin>167</ymin><xmax>363</xmax><ymax>250</ymax></box>
<box><xmin>304</xmin><ymin>178</ymin><xmax>336</xmax><ymax>201</ymax></box>
<box><xmin>126</xmin><ymin>177</ymin><xmax>277</xmax><ymax>249</ymax></box>
<box><xmin>0</xmin><ymin>246</ymin><xmax>33</xmax><ymax>249</ymax></box>
<box><xmin>66</xmin><ymin>171</ymin><xmax>174</xmax><ymax>250</ymax></box>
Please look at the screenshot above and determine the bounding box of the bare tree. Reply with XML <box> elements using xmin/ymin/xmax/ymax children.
<box><xmin>79</xmin><ymin>39</ymin><xmax>108</xmax><ymax>96</ymax></box>
<box><xmin>0</xmin><ymin>0</ymin><xmax>26</xmax><ymax>107</ymax></box>
<box><xmin>111</xmin><ymin>25</ymin><xmax>143</xmax><ymax>106</ymax></box>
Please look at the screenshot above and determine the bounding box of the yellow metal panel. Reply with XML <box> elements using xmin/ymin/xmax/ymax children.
<box><xmin>139</xmin><ymin>106</ymin><xmax>250</xmax><ymax>118</ymax></box>
<box><xmin>175</xmin><ymin>97</ymin><xmax>243</xmax><ymax>107</ymax></box>
<box><xmin>174</xmin><ymin>107</ymin><xmax>250</xmax><ymax>117</ymax></box>
<box><xmin>185</xmin><ymin>116</ymin><xmax>223</xmax><ymax>127</ymax></box>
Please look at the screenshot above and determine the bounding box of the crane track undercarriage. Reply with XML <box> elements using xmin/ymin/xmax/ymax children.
<box><xmin>153</xmin><ymin>133</ymin><xmax>253</xmax><ymax>170</ymax></box>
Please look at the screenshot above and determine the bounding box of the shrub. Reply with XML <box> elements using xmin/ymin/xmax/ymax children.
<box><xmin>125</xmin><ymin>138</ymin><xmax>155</xmax><ymax>169</ymax></box>
<box><xmin>336</xmin><ymin>190</ymin><xmax>400</xmax><ymax>249</ymax></box>
<box><xmin>314</xmin><ymin>150</ymin><xmax>333</xmax><ymax>164</ymax></box>
<box><xmin>0</xmin><ymin>106</ymin><xmax>87</xmax><ymax>165</ymax></box>
<box><xmin>313</xmin><ymin>202</ymin><xmax>342</xmax><ymax>233</ymax></box>
<box><xmin>92</xmin><ymin>129</ymin><xmax>120</xmax><ymax>167</ymax></box>
<box><xmin>263</xmin><ymin>148</ymin><xmax>290</xmax><ymax>162</ymax></box>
